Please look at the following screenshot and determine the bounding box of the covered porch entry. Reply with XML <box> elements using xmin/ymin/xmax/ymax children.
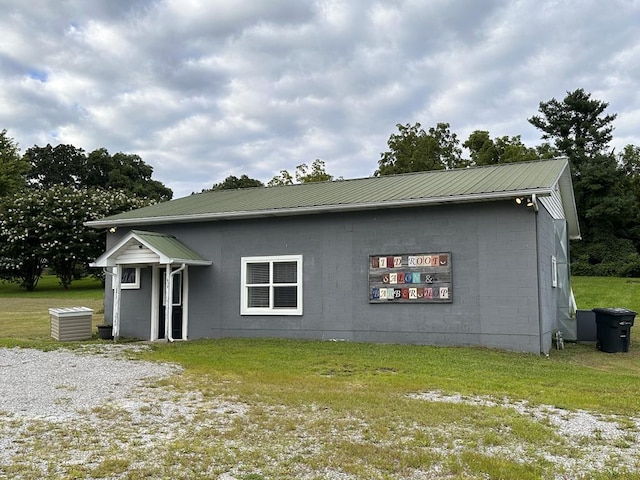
<box><xmin>90</xmin><ymin>230</ymin><xmax>211</xmax><ymax>341</ymax></box>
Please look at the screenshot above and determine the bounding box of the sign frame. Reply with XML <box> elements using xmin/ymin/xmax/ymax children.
<box><xmin>368</xmin><ymin>252</ymin><xmax>452</xmax><ymax>304</ymax></box>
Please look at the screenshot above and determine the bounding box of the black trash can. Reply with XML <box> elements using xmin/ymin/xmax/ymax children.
<box><xmin>592</xmin><ymin>308</ymin><xmax>636</xmax><ymax>353</ymax></box>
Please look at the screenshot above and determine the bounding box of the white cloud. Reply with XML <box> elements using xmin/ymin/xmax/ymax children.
<box><xmin>0</xmin><ymin>0</ymin><xmax>639</xmax><ymax>197</ymax></box>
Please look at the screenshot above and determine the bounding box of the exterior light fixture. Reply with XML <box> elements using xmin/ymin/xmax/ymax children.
<box><xmin>515</xmin><ymin>197</ymin><xmax>523</xmax><ymax>205</ymax></box>
<box><xmin>109</xmin><ymin>227</ymin><xmax>117</xmax><ymax>233</ymax></box>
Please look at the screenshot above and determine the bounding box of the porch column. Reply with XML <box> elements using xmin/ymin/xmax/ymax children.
<box><xmin>164</xmin><ymin>263</ymin><xmax>173</xmax><ymax>341</ymax></box>
<box><xmin>113</xmin><ymin>265</ymin><xmax>122</xmax><ymax>342</ymax></box>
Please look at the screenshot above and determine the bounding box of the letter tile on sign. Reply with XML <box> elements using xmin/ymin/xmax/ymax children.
<box><xmin>439</xmin><ymin>287</ymin><xmax>449</xmax><ymax>299</ymax></box>
<box><xmin>378</xmin><ymin>257</ymin><xmax>387</xmax><ymax>268</ymax></box>
<box><xmin>409</xmin><ymin>288</ymin><xmax>417</xmax><ymax>299</ymax></box>
<box><xmin>397</xmin><ymin>272</ymin><xmax>405</xmax><ymax>284</ymax></box>
<box><xmin>408</xmin><ymin>256</ymin><xmax>417</xmax><ymax>266</ymax></box>
<box><xmin>379</xmin><ymin>288</ymin><xmax>388</xmax><ymax>299</ymax></box>
<box><xmin>394</xmin><ymin>289</ymin><xmax>402</xmax><ymax>299</ymax></box>
<box><xmin>389</xmin><ymin>273</ymin><xmax>398</xmax><ymax>285</ymax></box>
<box><xmin>438</xmin><ymin>255</ymin><xmax>448</xmax><ymax>266</ymax></box>
<box><xmin>401</xmin><ymin>288</ymin><xmax>409</xmax><ymax>299</ymax></box>
<box><xmin>394</xmin><ymin>256</ymin><xmax>402</xmax><ymax>267</ymax></box>
<box><xmin>387</xmin><ymin>288</ymin><xmax>395</xmax><ymax>299</ymax></box>
<box><xmin>405</xmin><ymin>272</ymin><xmax>413</xmax><ymax>284</ymax></box>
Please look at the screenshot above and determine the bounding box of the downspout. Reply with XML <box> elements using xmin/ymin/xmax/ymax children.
<box><xmin>103</xmin><ymin>267</ymin><xmax>121</xmax><ymax>342</ymax></box>
<box><xmin>532</xmin><ymin>200</ymin><xmax>544</xmax><ymax>354</ymax></box>
<box><xmin>166</xmin><ymin>263</ymin><xmax>186</xmax><ymax>342</ymax></box>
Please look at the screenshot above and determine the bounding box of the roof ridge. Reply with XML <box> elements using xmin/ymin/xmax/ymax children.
<box><xmin>197</xmin><ymin>157</ymin><xmax>567</xmax><ymax>197</ymax></box>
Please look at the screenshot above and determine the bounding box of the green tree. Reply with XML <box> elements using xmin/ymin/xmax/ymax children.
<box><xmin>295</xmin><ymin>159</ymin><xmax>333</xmax><ymax>183</ymax></box>
<box><xmin>376</xmin><ymin>122</ymin><xmax>464</xmax><ymax>175</ymax></box>
<box><xmin>85</xmin><ymin>150</ymin><xmax>173</xmax><ymax>201</ymax></box>
<box><xmin>24</xmin><ymin>145</ymin><xmax>172</xmax><ymax>201</ymax></box>
<box><xmin>529</xmin><ymin>89</ymin><xmax>635</xmax><ymax>275</ymax></box>
<box><xmin>464</xmin><ymin>130</ymin><xmax>540</xmax><ymax>166</ymax></box>
<box><xmin>0</xmin><ymin>186</ymin><xmax>154</xmax><ymax>290</ymax></box>
<box><xmin>268</xmin><ymin>170</ymin><xmax>294</xmax><ymax>186</ymax></box>
<box><xmin>268</xmin><ymin>159</ymin><xmax>333</xmax><ymax>186</ymax></box>
<box><xmin>24</xmin><ymin>143</ymin><xmax>86</xmax><ymax>188</ymax></box>
<box><xmin>528</xmin><ymin>88</ymin><xmax>617</xmax><ymax>174</ymax></box>
<box><xmin>210</xmin><ymin>174</ymin><xmax>264</xmax><ymax>191</ymax></box>
<box><xmin>464</xmin><ymin>130</ymin><xmax>498</xmax><ymax>166</ymax></box>
<box><xmin>0</xmin><ymin>130</ymin><xmax>28</xmax><ymax>197</ymax></box>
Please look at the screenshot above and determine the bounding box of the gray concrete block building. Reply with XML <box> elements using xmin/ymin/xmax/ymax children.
<box><xmin>88</xmin><ymin>158</ymin><xmax>580</xmax><ymax>354</ymax></box>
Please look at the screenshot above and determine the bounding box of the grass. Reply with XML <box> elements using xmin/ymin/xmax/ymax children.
<box><xmin>0</xmin><ymin>276</ymin><xmax>104</xmax><ymax>344</ymax></box>
<box><xmin>2</xmin><ymin>275</ymin><xmax>640</xmax><ymax>479</ymax></box>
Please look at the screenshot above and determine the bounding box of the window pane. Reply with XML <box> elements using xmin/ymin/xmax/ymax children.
<box><xmin>274</xmin><ymin>286</ymin><xmax>297</xmax><ymax>308</ymax></box>
<box><xmin>273</xmin><ymin>261</ymin><xmax>297</xmax><ymax>283</ymax></box>
<box><xmin>247</xmin><ymin>262</ymin><xmax>269</xmax><ymax>284</ymax></box>
<box><xmin>248</xmin><ymin>286</ymin><xmax>269</xmax><ymax>307</ymax></box>
<box><xmin>121</xmin><ymin>267</ymin><xmax>136</xmax><ymax>284</ymax></box>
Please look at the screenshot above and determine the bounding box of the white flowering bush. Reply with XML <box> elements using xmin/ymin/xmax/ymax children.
<box><xmin>0</xmin><ymin>186</ymin><xmax>153</xmax><ymax>290</ymax></box>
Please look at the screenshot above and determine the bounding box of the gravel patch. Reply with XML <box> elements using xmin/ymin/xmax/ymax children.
<box><xmin>0</xmin><ymin>345</ymin><xmax>180</xmax><ymax>421</ymax></box>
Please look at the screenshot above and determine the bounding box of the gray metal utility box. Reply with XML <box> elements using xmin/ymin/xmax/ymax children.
<box><xmin>49</xmin><ymin>307</ymin><xmax>94</xmax><ymax>341</ymax></box>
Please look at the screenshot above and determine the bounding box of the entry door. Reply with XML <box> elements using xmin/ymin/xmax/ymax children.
<box><xmin>159</xmin><ymin>268</ymin><xmax>183</xmax><ymax>340</ymax></box>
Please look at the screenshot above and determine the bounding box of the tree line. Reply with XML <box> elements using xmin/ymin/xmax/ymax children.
<box><xmin>1</xmin><ymin>88</ymin><xmax>638</xmax><ymax>289</ymax></box>
<box><xmin>0</xmin><ymin>141</ymin><xmax>172</xmax><ymax>290</ymax></box>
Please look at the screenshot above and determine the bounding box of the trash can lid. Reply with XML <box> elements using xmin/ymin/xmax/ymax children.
<box><xmin>592</xmin><ymin>307</ymin><xmax>637</xmax><ymax>316</ymax></box>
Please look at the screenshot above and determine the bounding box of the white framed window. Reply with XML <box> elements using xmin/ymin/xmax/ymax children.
<box><xmin>113</xmin><ymin>267</ymin><xmax>140</xmax><ymax>289</ymax></box>
<box><xmin>551</xmin><ymin>256</ymin><xmax>558</xmax><ymax>288</ymax></box>
<box><xmin>241</xmin><ymin>255</ymin><xmax>303</xmax><ymax>315</ymax></box>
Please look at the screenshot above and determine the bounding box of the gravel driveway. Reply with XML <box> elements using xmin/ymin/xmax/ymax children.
<box><xmin>2</xmin><ymin>345</ymin><xmax>640</xmax><ymax>479</ymax></box>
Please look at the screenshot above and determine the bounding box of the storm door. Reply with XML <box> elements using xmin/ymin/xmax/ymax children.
<box><xmin>158</xmin><ymin>267</ymin><xmax>184</xmax><ymax>340</ymax></box>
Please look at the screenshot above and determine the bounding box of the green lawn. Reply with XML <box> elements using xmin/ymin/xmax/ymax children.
<box><xmin>2</xmin><ymin>275</ymin><xmax>640</xmax><ymax>479</ymax></box>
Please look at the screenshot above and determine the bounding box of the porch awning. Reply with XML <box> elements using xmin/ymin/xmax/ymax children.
<box><xmin>90</xmin><ymin>230</ymin><xmax>212</xmax><ymax>267</ymax></box>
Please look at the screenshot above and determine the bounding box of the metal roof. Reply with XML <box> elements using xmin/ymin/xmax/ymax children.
<box><xmin>86</xmin><ymin>158</ymin><xmax>580</xmax><ymax>238</ymax></box>
<box><xmin>90</xmin><ymin>230</ymin><xmax>212</xmax><ymax>267</ymax></box>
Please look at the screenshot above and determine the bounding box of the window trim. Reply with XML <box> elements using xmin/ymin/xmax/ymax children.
<box><xmin>113</xmin><ymin>266</ymin><xmax>141</xmax><ymax>290</ymax></box>
<box><xmin>241</xmin><ymin>255</ymin><xmax>303</xmax><ymax>315</ymax></box>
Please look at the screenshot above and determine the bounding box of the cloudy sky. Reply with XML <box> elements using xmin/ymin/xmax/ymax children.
<box><xmin>1</xmin><ymin>1</ymin><xmax>639</xmax><ymax>198</ymax></box>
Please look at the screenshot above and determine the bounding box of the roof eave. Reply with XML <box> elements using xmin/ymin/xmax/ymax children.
<box><xmin>85</xmin><ymin>189</ymin><xmax>554</xmax><ymax>228</ymax></box>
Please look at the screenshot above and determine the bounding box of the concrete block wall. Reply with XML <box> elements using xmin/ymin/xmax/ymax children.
<box><xmin>104</xmin><ymin>199</ymin><xmax>545</xmax><ymax>353</ymax></box>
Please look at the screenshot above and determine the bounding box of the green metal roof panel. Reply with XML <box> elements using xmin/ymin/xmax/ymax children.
<box><xmin>87</xmin><ymin>159</ymin><xmax>574</xmax><ymax>228</ymax></box>
<box><xmin>131</xmin><ymin>231</ymin><xmax>209</xmax><ymax>263</ymax></box>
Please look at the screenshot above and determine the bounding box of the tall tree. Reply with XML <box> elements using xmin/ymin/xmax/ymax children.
<box><xmin>210</xmin><ymin>175</ymin><xmax>264</xmax><ymax>191</ymax></box>
<box><xmin>24</xmin><ymin>144</ymin><xmax>86</xmax><ymax>188</ymax></box>
<box><xmin>528</xmin><ymin>88</ymin><xmax>617</xmax><ymax>173</ymax></box>
<box><xmin>24</xmin><ymin>144</ymin><xmax>172</xmax><ymax>201</ymax></box>
<box><xmin>0</xmin><ymin>129</ymin><xmax>28</xmax><ymax>197</ymax></box>
<box><xmin>376</xmin><ymin>122</ymin><xmax>464</xmax><ymax>175</ymax></box>
<box><xmin>464</xmin><ymin>130</ymin><xmax>542</xmax><ymax>166</ymax></box>
<box><xmin>464</xmin><ymin>130</ymin><xmax>498</xmax><ymax>166</ymax></box>
<box><xmin>268</xmin><ymin>159</ymin><xmax>334</xmax><ymax>186</ymax></box>
<box><xmin>84</xmin><ymin>150</ymin><xmax>173</xmax><ymax>201</ymax></box>
<box><xmin>295</xmin><ymin>159</ymin><xmax>333</xmax><ymax>183</ymax></box>
<box><xmin>529</xmin><ymin>89</ymin><xmax>635</xmax><ymax>275</ymax></box>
